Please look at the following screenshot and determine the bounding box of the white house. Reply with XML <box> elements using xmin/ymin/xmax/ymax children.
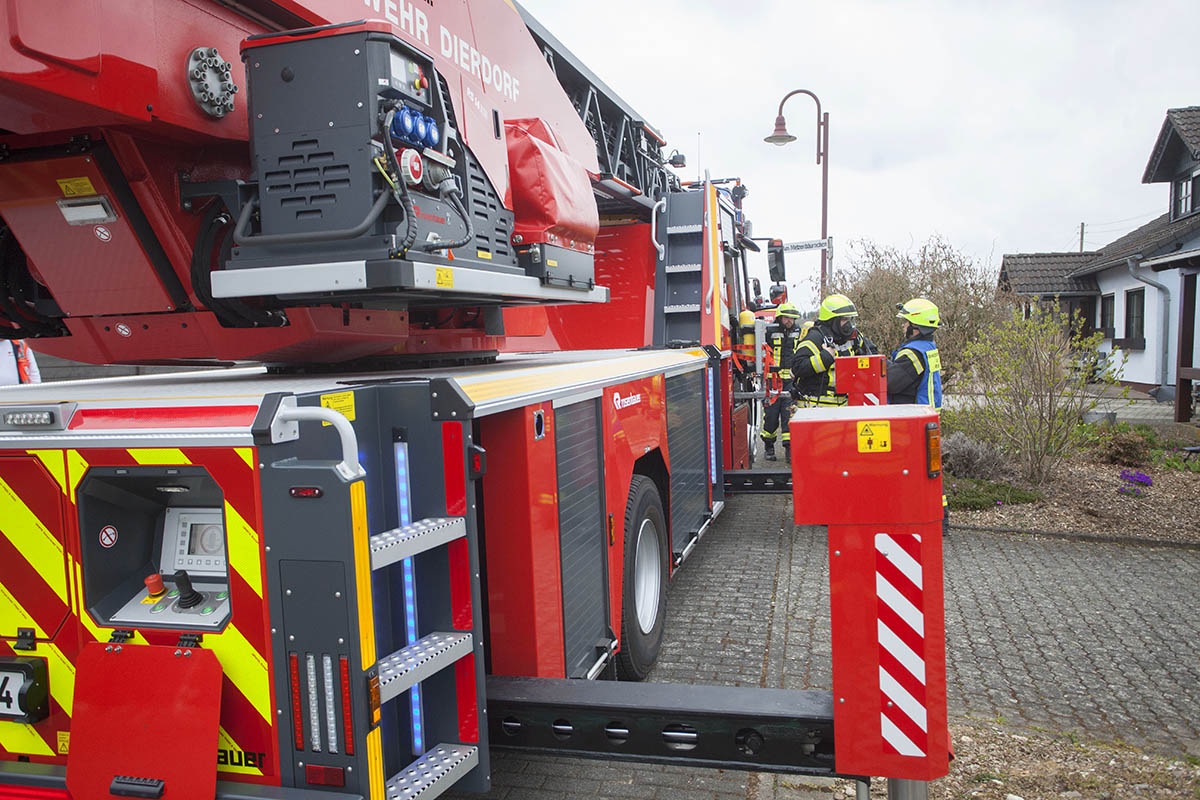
<box><xmin>1003</xmin><ymin>106</ymin><xmax>1200</xmax><ymax>422</ymax></box>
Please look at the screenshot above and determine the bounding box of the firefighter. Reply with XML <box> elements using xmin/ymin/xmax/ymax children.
<box><xmin>887</xmin><ymin>297</ymin><xmax>949</xmax><ymax>534</ymax></box>
<box><xmin>0</xmin><ymin>339</ymin><xmax>40</xmax><ymax>385</ymax></box>
<box><xmin>760</xmin><ymin>301</ymin><xmax>801</xmax><ymax>461</ymax></box>
<box><xmin>887</xmin><ymin>298</ymin><xmax>942</xmax><ymax>409</ymax></box>
<box><xmin>790</xmin><ymin>293</ymin><xmax>873</xmax><ymax>407</ymax></box>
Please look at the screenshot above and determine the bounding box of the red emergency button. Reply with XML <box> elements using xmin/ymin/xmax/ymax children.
<box><xmin>145</xmin><ymin>573</ymin><xmax>165</xmax><ymax>597</ymax></box>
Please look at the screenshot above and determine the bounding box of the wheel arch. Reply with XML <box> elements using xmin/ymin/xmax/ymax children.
<box><xmin>631</xmin><ymin>447</ymin><xmax>670</xmax><ymax>558</ymax></box>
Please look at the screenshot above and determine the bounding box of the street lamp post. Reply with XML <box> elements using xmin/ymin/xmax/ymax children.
<box><xmin>765</xmin><ymin>89</ymin><xmax>829</xmax><ymax>297</ymax></box>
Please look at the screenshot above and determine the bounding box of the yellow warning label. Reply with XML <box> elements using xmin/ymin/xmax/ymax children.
<box><xmin>140</xmin><ymin>594</ymin><xmax>163</xmax><ymax>605</ymax></box>
<box><xmin>475</xmin><ymin>250</ymin><xmax>493</xmax><ymax>261</ymax></box>
<box><xmin>858</xmin><ymin>357</ymin><xmax>871</xmax><ymax>368</ymax></box>
<box><xmin>320</xmin><ymin>391</ymin><xmax>356</xmax><ymax>426</ymax></box>
<box><xmin>56</xmin><ymin>177</ymin><xmax>96</xmax><ymax>197</ymax></box>
<box><xmin>57</xmin><ymin>731</ymin><xmax>70</xmax><ymax>754</ymax></box>
<box><xmin>547</xmin><ymin>259</ymin><xmax>558</xmax><ymax>267</ymax></box>
<box><xmin>857</xmin><ymin>420</ymin><xmax>892</xmax><ymax>453</ymax></box>
<box><xmin>436</xmin><ymin>266</ymin><xmax>454</xmax><ymax>287</ymax></box>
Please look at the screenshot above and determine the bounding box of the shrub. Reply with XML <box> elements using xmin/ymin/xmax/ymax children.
<box><xmin>945</xmin><ymin>477</ymin><xmax>1043</xmax><ymax>511</ymax></box>
<box><xmin>941</xmin><ymin>431</ymin><xmax>1008</xmax><ymax>480</ymax></box>
<box><xmin>1102</xmin><ymin>431</ymin><xmax>1151</xmax><ymax>466</ymax></box>
<box><xmin>954</xmin><ymin>305</ymin><xmax>1121</xmax><ymax>484</ymax></box>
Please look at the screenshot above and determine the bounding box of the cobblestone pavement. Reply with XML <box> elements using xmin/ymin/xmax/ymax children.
<box><xmin>449</xmin><ymin>492</ymin><xmax>1200</xmax><ymax>799</ymax></box>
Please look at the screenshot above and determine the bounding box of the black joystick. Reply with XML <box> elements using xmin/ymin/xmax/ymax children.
<box><xmin>173</xmin><ymin>570</ymin><xmax>204</xmax><ymax>609</ymax></box>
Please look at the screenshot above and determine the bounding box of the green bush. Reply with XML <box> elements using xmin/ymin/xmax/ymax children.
<box><xmin>954</xmin><ymin>305</ymin><xmax>1121</xmax><ymax>483</ymax></box>
<box><xmin>1151</xmin><ymin>448</ymin><xmax>1200</xmax><ymax>473</ymax></box>
<box><xmin>946</xmin><ymin>477</ymin><xmax>1044</xmax><ymax>511</ymax></box>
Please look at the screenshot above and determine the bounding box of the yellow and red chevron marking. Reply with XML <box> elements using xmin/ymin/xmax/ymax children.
<box><xmin>0</xmin><ymin>454</ymin><xmax>76</xmax><ymax>760</ymax></box>
<box><xmin>0</xmin><ymin>445</ymin><xmax>279</xmax><ymax>784</ymax></box>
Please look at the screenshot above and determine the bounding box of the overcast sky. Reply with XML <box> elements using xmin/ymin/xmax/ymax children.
<box><xmin>519</xmin><ymin>0</ymin><xmax>1200</xmax><ymax>308</ymax></box>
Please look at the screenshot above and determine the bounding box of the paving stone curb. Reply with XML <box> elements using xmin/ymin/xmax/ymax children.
<box><xmin>949</xmin><ymin>523</ymin><xmax>1200</xmax><ymax>551</ymax></box>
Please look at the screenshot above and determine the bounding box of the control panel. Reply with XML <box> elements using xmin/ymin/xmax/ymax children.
<box><xmin>107</xmin><ymin>507</ymin><xmax>232</xmax><ymax>631</ymax></box>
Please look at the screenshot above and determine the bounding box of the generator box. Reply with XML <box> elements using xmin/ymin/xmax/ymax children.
<box><xmin>834</xmin><ymin>355</ymin><xmax>887</xmax><ymax>406</ymax></box>
<box><xmin>790</xmin><ymin>405</ymin><xmax>942</xmax><ymax>526</ymax></box>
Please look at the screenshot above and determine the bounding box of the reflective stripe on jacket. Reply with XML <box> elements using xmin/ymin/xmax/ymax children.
<box><xmin>892</xmin><ymin>339</ymin><xmax>942</xmax><ymax>410</ymax></box>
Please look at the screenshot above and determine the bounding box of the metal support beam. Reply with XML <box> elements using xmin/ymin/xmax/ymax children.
<box><xmin>486</xmin><ymin>676</ymin><xmax>841</xmax><ymax>776</ymax></box>
<box><xmin>724</xmin><ymin>469</ymin><xmax>793</xmax><ymax>494</ymax></box>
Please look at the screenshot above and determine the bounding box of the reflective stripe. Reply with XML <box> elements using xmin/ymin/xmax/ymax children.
<box><xmin>898</xmin><ymin>349</ymin><xmax>924</xmax><ymax>375</ymax></box>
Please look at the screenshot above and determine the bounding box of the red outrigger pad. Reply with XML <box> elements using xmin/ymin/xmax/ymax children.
<box><xmin>66</xmin><ymin>643</ymin><xmax>222</xmax><ymax>800</ymax></box>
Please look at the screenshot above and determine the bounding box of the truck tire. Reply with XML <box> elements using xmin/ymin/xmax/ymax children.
<box><xmin>616</xmin><ymin>475</ymin><xmax>668</xmax><ymax>680</ymax></box>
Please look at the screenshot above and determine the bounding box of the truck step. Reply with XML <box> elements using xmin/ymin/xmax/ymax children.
<box><xmin>666</xmin><ymin>224</ymin><xmax>702</xmax><ymax>234</ymax></box>
<box><xmin>664</xmin><ymin>304</ymin><xmax>701</xmax><ymax>314</ymax></box>
<box><xmin>664</xmin><ymin>263</ymin><xmax>701</xmax><ymax>274</ymax></box>
<box><xmin>385</xmin><ymin>743</ymin><xmax>479</xmax><ymax>800</ymax></box>
<box><xmin>378</xmin><ymin>632</ymin><xmax>473</xmax><ymax>704</ymax></box>
<box><xmin>370</xmin><ymin>517</ymin><xmax>466</xmax><ymax>571</ymax></box>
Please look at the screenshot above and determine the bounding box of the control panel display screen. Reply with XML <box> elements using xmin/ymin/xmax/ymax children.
<box><xmin>388</xmin><ymin>48</ymin><xmax>430</xmax><ymax>105</ymax></box>
<box><xmin>163</xmin><ymin>508</ymin><xmax>227</xmax><ymax>578</ymax></box>
<box><xmin>188</xmin><ymin>523</ymin><xmax>224</xmax><ymax>556</ymax></box>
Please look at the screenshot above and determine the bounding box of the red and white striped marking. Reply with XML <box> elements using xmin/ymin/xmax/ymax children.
<box><xmin>875</xmin><ymin>533</ymin><xmax>928</xmax><ymax>757</ymax></box>
<box><xmin>863</xmin><ymin>393</ymin><xmax>881</xmax><ymax>405</ymax></box>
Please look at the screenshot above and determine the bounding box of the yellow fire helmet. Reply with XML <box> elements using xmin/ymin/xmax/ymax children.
<box><xmin>774</xmin><ymin>302</ymin><xmax>801</xmax><ymax>320</ymax></box>
<box><xmin>817</xmin><ymin>294</ymin><xmax>857</xmax><ymax>321</ymax></box>
<box><xmin>896</xmin><ymin>297</ymin><xmax>940</xmax><ymax>329</ymax></box>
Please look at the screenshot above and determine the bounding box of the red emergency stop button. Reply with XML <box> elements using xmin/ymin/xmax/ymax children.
<box><xmin>145</xmin><ymin>573</ymin><xmax>165</xmax><ymax>597</ymax></box>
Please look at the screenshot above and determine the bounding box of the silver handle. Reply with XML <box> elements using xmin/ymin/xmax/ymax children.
<box><xmin>274</xmin><ymin>399</ymin><xmax>366</xmax><ymax>481</ymax></box>
<box><xmin>650</xmin><ymin>198</ymin><xmax>666</xmax><ymax>260</ymax></box>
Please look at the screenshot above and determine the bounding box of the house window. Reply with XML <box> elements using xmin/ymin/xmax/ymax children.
<box><xmin>1178</xmin><ymin>177</ymin><xmax>1193</xmax><ymax>217</ymax></box>
<box><xmin>1099</xmin><ymin>294</ymin><xmax>1114</xmax><ymax>336</ymax></box>
<box><xmin>1124</xmin><ymin>288</ymin><xmax>1145</xmax><ymax>340</ymax></box>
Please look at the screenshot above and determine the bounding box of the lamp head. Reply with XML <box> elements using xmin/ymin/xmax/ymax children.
<box><xmin>764</xmin><ymin>115</ymin><xmax>796</xmax><ymax>146</ymax></box>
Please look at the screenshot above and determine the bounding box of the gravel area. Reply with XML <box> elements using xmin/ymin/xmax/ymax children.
<box><xmin>951</xmin><ymin>458</ymin><xmax>1200</xmax><ymax>545</ymax></box>
<box><xmin>797</xmin><ymin>718</ymin><xmax>1200</xmax><ymax>799</ymax></box>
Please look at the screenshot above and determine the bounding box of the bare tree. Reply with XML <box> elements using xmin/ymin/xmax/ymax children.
<box><xmin>827</xmin><ymin>235</ymin><xmax>1006</xmax><ymax>380</ymax></box>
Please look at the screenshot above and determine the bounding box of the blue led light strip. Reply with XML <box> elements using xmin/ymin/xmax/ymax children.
<box><xmin>394</xmin><ymin>441</ymin><xmax>424</xmax><ymax>755</ymax></box>
<box><xmin>707</xmin><ymin>367</ymin><xmax>717</xmax><ymax>482</ymax></box>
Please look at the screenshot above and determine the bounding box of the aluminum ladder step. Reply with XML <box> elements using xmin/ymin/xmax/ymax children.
<box><xmin>385</xmin><ymin>743</ymin><xmax>479</xmax><ymax>800</ymax></box>
<box><xmin>370</xmin><ymin>517</ymin><xmax>465</xmax><ymax>571</ymax></box>
<box><xmin>378</xmin><ymin>632</ymin><xmax>473</xmax><ymax>704</ymax></box>
<box><xmin>665</xmin><ymin>263</ymin><xmax>702</xmax><ymax>274</ymax></box>
<box><xmin>666</xmin><ymin>224</ymin><xmax>701</xmax><ymax>234</ymax></box>
<box><xmin>664</xmin><ymin>304</ymin><xmax>700</xmax><ymax>314</ymax></box>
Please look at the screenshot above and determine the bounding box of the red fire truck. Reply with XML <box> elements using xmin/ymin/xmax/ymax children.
<box><xmin>0</xmin><ymin>2</ymin><xmax>949</xmax><ymax>798</ymax></box>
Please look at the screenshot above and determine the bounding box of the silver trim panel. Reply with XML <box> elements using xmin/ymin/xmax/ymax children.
<box><xmin>211</xmin><ymin>260</ymin><xmax>368</xmax><ymax>297</ymax></box>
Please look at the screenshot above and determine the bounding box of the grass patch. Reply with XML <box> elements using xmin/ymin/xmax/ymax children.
<box><xmin>946</xmin><ymin>477</ymin><xmax>1043</xmax><ymax>511</ymax></box>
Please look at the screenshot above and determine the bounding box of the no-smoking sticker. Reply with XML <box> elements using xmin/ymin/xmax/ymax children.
<box><xmin>99</xmin><ymin>525</ymin><xmax>118</xmax><ymax>548</ymax></box>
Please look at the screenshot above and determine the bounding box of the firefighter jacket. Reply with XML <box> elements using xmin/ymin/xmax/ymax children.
<box><xmin>767</xmin><ymin>325</ymin><xmax>801</xmax><ymax>389</ymax></box>
<box><xmin>887</xmin><ymin>334</ymin><xmax>942</xmax><ymax>410</ymax></box>
<box><xmin>790</xmin><ymin>325</ymin><xmax>875</xmax><ymax>406</ymax></box>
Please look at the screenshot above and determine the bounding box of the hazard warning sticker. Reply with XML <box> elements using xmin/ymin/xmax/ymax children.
<box><xmin>857</xmin><ymin>357</ymin><xmax>870</xmax><ymax>368</ymax></box>
<box><xmin>57</xmin><ymin>731</ymin><xmax>70</xmax><ymax>754</ymax></box>
<box><xmin>856</xmin><ymin>420</ymin><xmax>891</xmax><ymax>453</ymax></box>
<box><xmin>436</xmin><ymin>266</ymin><xmax>454</xmax><ymax>288</ymax></box>
<box><xmin>320</xmin><ymin>391</ymin><xmax>356</xmax><ymax>426</ymax></box>
<box><xmin>56</xmin><ymin>177</ymin><xmax>96</xmax><ymax>197</ymax></box>
<box><xmin>99</xmin><ymin>525</ymin><xmax>118</xmax><ymax>548</ymax></box>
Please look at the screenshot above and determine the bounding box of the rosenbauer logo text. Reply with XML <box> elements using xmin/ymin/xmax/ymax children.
<box><xmin>613</xmin><ymin>392</ymin><xmax>642</xmax><ymax>410</ymax></box>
